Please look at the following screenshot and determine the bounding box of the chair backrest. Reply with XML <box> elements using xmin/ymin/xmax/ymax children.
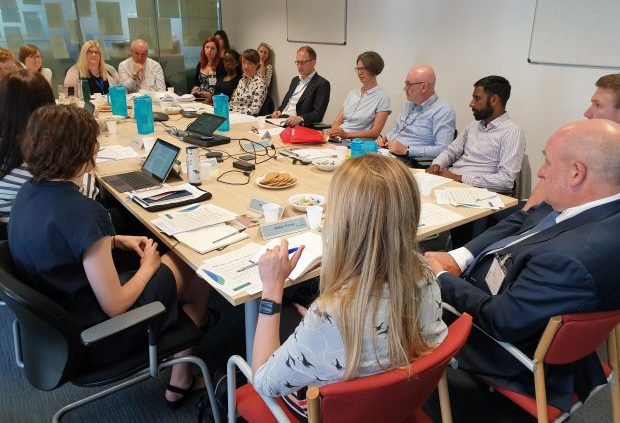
<box><xmin>514</xmin><ymin>153</ymin><xmax>531</xmax><ymax>200</ymax></box>
<box><xmin>544</xmin><ymin>310</ymin><xmax>620</xmax><ymax>365</ymax></box>
<box><xmin>0</xmin><ymin>241</ymin><xmax>83</xmax><ymax>390</ymax></box>
<box><xmin>316</xmin><ymin>313</ymin><xmax>472</xmax><ymax>423</ymax></box>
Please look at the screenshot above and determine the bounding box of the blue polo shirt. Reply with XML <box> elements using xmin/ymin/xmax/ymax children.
<box><xmin>340</xmin><ymin>86</ymin><xmax>391</xmax><ymax>132</ymax></box>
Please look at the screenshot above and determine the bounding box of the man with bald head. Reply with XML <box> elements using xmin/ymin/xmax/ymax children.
<box><xmin>426</xmin><ymin>119</ymin><xmax>620</xmax><ymax>412</ymax></box>
<box><xmin>378</xmin><ymin>65</ymin><xmax>455</xmax><ymax>165</ymax></box>
<box><xmin>118</xmin><ymin>39</ymin><xmax>166</xmax><ymax>93</ymax></box>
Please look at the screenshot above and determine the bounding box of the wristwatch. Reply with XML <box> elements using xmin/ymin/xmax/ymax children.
<box><xmin>259</xmin><ymin>298</ymin><xmax>282</xmax><ymax>315</ymax></box>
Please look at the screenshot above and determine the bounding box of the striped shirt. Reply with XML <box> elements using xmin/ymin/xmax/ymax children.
<box><xmin>432</xmin><ymin>113</ymin><xmax>525</xmax><ymax>191</ymax></box>
<box><xmin>0</xmin><ymin>164</ymin><xmax>99</xmax><ymax>222</ymax></box>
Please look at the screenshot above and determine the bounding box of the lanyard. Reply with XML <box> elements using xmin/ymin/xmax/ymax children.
<box><xmin>394</xmin><ymin>96</ymin><xmax>438</xmax><ymax>138</ymax></box>
<box><xmin>89</xmin><ymin>71</ymin><xmax>105</xmax><ymax>93</ymax></box>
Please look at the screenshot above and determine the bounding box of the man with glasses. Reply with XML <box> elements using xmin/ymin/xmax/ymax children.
<box><xmin>378</xmin><ymin>65</ymin><xmax>455</xmax><ymax>166</ymax></box>
<box><xmin>118</xmin><ymin>39</ymin><xmax>166</xmax><ymax>93</ymax></box>
<box><xmin>427</xmin><ymin>75</ymin><xmax>525</xmax><ymax>193</ymax></box>
<box><xmin>272</xmin><ymin>46</ymin><xmax>330</xmax><ymax>127</ymax></box>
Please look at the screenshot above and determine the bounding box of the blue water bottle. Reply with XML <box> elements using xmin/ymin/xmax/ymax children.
<box><xmin>108</xmin><ymin>85</ymin><xmax>128</xmax><ymax>117</ymax></box>
<box><xmin>350</xmin><ymin>139</ymin><xmax>364</xmax><ymax>158</ymax></box>
<box><xmin>361</xmin><ymin>140</ymin><xmax>379</xmax><ymax>154</ymax></box>
<box><xmin>134</xmin><ymin>95</ymin><xmax>154</xmax><ymax>135</ymax></box>
<box><xmin>212</xmin><ymin>93</ymin><xmax>230</xmax><ymax>132</ymax></box>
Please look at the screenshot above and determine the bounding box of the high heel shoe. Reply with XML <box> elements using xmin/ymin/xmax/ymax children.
<box><xmin>165</xmin><ymin>376</ymin><xmax>198</xmax><ymax>410</ymax></box>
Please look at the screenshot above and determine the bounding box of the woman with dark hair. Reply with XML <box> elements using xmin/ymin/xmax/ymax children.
<box><xmin>19</xmin><ymin>44</ymin><xmax>52</xmax><ymax>85</ymax></box>
<box><xmin>9</xmin><ymin>104</ymin><xmax>215</xmax><ymax>408</ymax></box>
<box><xmin>213</xmin><ymin>30</ymin><xmax>231</xmax><ymax>59</ymax></box>
<box><xmin>191</xmin><ymin>37</ymin><xmax>226</xmax><ymax>99</ymax></box>
<box><xmin>328</xmin><ymin>51</ymin><xmax>391</xmax><ymax>140</ymax></box>
<box><xmin>0</xmin><ymin>70</ymin><xmax>97</xmax><ymax>228</ymax></box>
<box><xmin>210</xmin><ymin>49</ymin><xmax>242</xmax><ymax>101</ymax></box>
<box><xmin>229</xmin><ymin>49</ymin><xmax>267</xmax><ymax>116</ymax></box>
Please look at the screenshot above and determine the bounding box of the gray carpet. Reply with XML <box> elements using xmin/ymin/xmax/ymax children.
<box><xmin>0</xmin><ymin>297</ymin><xmax>613</xmax><ymax>423</ymax></box>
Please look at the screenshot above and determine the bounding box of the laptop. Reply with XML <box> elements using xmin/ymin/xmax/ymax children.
<box><xmin>182</xmin><ymin>112</ymin><xmax>231</xmax><ymax>148</ymax></box>
<box><xmin>102</xmin><ymin>139</ymin><xmax>180</xmax><ymax>193</ymax></box>
<box><xmin>83</xmin><ymin>100</ymin><xmax>96</xmax><ymax>115</ymax></box>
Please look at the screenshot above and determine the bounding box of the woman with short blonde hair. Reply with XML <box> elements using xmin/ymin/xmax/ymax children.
<box><xmin>64</xmin><ymin>40</ymin><xmax>119</xmax><ymax>94</ymax></box>
<box><xmin>251</xmin><ymin>154</ymin><xmax>447</xmax><ymax>417</ymax></box>
<box><xmin>19</xmin><ymin>44</ymin><xmax>52</xmax><ymax>85</ymax></box>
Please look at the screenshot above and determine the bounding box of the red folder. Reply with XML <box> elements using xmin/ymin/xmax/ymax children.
<box><xmin>280</xmin><ymin>126</ymin><xmax>326</xmax><ymax>144</ymax></box>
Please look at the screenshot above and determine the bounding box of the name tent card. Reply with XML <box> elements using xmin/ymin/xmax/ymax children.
<box><xmin>249</xmin><ymin>197</ymin><xmax>284</xmax><ymax>219</ymax></box>
<box><xmin>260</xmin><ymin>215</ymin><xmax>309</xmax><ymax>240</ymax></box>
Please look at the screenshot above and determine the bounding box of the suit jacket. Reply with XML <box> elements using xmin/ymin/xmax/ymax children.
<box><xmin>277</xmin><ymin>73</ymin><xmax>330</xmax><ymax>125</ymax></box>
<box><xmin>441</xmin><ymin>199</ymin><xmax>620</xmax><ymax>411</ymax></box>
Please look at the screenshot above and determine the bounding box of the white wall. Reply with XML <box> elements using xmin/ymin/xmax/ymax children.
<box><xmin>222</xmin><ymin>0</ymin><xmax>618</xmax><ymax>185</ymax></box>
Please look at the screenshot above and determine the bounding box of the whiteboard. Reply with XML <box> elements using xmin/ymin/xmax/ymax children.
<box><xmin>528</xmin><ymin>0</ymin><xmax>620</xmax><ymax>68</ymax></box>
<box><xmin>286</xmin><ymin>0</ymin><xmax>346</xmax><ymax>45</ymax></box>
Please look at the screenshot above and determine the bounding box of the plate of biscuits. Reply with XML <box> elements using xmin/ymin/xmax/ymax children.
<box><xmin>256</xmin><ymin>171</ymin><xmax>297</xmax><ymax>189</ymax></box>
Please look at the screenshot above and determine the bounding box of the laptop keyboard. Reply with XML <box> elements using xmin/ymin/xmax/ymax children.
<box><xmin>118</xmin><ymin>172</ymin><xmax>157</xmax><ymax>189</ymax></box>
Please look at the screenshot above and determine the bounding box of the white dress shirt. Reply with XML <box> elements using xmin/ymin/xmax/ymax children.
<box><xmin>282</xmin><ymin>71</ymin><xmax>317</xmax><ymax>116</ymax></box>
<box><xmin>118</xmin><ymin>57</ymin><xmax>166</xmax><ymax>93</ymax></box>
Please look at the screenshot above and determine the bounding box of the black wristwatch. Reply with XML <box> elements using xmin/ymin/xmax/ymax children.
<box><xmin>259</xmin><ymin>299</ymin><xmax>282</xmax><ymax>315</ymax></box>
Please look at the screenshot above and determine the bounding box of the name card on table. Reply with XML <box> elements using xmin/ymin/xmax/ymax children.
<box><xmin>248</xmin><ymin>197</ymin><xmax>284</xmax><ymax>219</ymax></box>
<box><xmin>260</xmin><ymin>215</ymin><xmax>309</xmax><ymax>240</ymax></box>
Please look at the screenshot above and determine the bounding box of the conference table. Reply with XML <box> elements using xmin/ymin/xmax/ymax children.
<box><xmin>93</xmin><ymin>101</ymin><xmax>518</xmax><ymax>359</ymax></box>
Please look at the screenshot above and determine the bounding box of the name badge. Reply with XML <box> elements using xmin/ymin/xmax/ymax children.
<box><xmin>485</xmin><ymin>253</ymin><xmax>510</xmax><ymax>295</ymax></box>
<box><xmin>208</xmin><ymin>77</ymin><xmax>217</xmax><ymax>86</ymax></box>
<box><xmin>249</xmin><ymin>197</ymin><xmax>284</xmax><ymax>219</ymax></box>
<box><xmin>260</xmin><ymin>215</ymin><xmax>309</xmax><ymax>240</ymax></box>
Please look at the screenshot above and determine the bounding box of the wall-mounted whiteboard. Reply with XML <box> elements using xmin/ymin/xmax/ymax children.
<box><xmin>528</xmin><ymin>0</ymin><xmax>620</xmax><ymax>68</ymax></box>
<box><xmin>286</xmin><ymin>0</ymin><xmax>346</xmax><ymax>45</ymax></box>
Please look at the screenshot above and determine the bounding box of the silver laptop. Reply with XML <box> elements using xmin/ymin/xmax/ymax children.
<box><xmin>102</xmin><ymin>139</ymin><xmax>180</xmax><ymax>193</ymax></box>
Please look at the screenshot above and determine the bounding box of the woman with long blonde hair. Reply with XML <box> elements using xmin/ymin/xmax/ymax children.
<box><xmin>251</xmin><ymin>154</ymin><xmax>448</xmax><ymax>417</ymax></box>
<box><xmin>64</xmin><ymin>40</ymin><xmax>119</xmax><ymax>95</ymax></box>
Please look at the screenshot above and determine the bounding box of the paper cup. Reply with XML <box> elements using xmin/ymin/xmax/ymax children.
<box><xmin>106</xmin><ymin>120</ymin><xmax>117</xmax><ymax>135</ymax></box>
<box><xmin>336</xmin><ymin>146</ymin><xmax>348</xmax><ymax>161</ymax></box>
<box><xmin>306</xmin><ymin>205</ymin><xmax>323</xmax><ymax>230</ymax></box>
<box><xmin>262</xmin><ymin>203</ymin><xmax>280</xmax><ymax>223</ymax></box>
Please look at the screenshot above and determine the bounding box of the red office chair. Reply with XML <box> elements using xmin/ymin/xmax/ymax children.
<box><xmin>227</xmin><ymin>313</ymin><xmax>472</xmax><ymax>423</ymax></box>
<box><xmin>481</xmin><ymin>311</ymin><xmax>620</xmax><ymax>423</ymax></box>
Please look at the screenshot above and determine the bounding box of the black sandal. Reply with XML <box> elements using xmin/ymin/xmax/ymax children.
<box><xmin>165</xmin><ymin>375</ymin><xmax>197</xmax><ymax>410</ymax></box>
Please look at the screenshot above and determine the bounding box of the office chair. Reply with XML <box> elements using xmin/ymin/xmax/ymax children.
<box><xmin>0</xmin><ymin>240</ymin><xmax>221</xmax><ymax>423</ymax></box>
<box><xmin>404</xmin><ymin>128</ymin><xmax>458</xmax><ymax>170</ymax></box>
<box><xmin>226</xmin><ymin>313</ymin><xmax>473</xmax><ymax>423</ymax></box>
<box><xmin>444</xmin><ymin>303</ymin><xmax>620</xmax><ymax>423</ymax></box>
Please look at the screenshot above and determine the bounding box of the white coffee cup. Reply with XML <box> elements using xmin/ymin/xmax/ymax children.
<box><xmin>160</xmin><ymin>100</ymin><xmax>172</xmax><ymax>111</ymax></box>
<box><xmin>306</xmin><ymin>206</ymin><xmax>323</xmax><ymax>230</ymax></box>
<box><xmin>200</xmin><ymin>160</ymin><xmax>216</xmax><ymax>183</ymax></box>
<box><xmin>336</xmin><ymin>146</ymin><xmax>348</xmax><ymax>161</ymax></box>
<box><xmin>167</xmin><ymin>87</ymin><xmax>175</xmax><ymax>93</ymax></box>
<box><xmin>106</xmin><ymin>120</ymin><xmax>117</xmax><ymax>136</ymax></box>
<box><xmin>262</xmin><ymin>203</ymin><xmax>280</xmax><ymax>223</ymax></box>
<box><xmin>257</xmin><ymin>116</ymin><xmax>266</xmax><ymax>130</ymax></box>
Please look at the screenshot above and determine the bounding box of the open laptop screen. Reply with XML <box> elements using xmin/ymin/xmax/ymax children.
<box><xmin>142</xmin><ymin>139</ymin><xmax>180</xmax><ymax>182</ymax></box>
<box><xmin>186</xmin><ymin>112</ymin><xmax>226</xmax><ymax>136</ymax></box>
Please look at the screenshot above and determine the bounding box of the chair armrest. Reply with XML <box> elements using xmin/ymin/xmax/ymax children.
<box><xmin>226</xmin><ymin>355</ymin><xmax>291</xmax><ymax>423</ymax></box>
<box><xmin>80</xmin><ymin>301</ymin><xmax>165</xmax><ymax>346</ymax></box>
<box><xmin>442</xmin><ymin>303</ymin><xmax>535</xmax><ymax>372</ymax></box>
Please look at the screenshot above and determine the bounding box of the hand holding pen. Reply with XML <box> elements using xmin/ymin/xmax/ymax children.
<box><xmin>258</xmin><ymin>240</ymin><xmax>305</xmax><ymax>301</ymax></box>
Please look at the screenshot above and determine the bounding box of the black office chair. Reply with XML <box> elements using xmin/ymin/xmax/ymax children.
<box><xmin>258</xmin><ymin>94</ymin><xmax>275</xmax><ymax>116</ymax></box>
<box><xmin>0</xmin><ymin>240</ymin><xmax>221</xmax><ymax>423</ymax></box>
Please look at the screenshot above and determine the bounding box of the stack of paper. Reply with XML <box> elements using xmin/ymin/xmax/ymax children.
<box><xmin>175</xmin><ymin>224</ymin><xmax>248</xmax><ymax>254</ymax></box>
<box><xmin>152</xmin><ymin>203</ymin><xmax>238</xmax><ymax>235</ymax></box>
<box><xmin>129</xmin><ymin>183</ymin><xmax>207</xmax><ymax>209</ymax></box>
<box><xmin>435</xmin><ymin>188</ymin><xmax>504</xmax><ymax>209</ymax></box>
<box><xmin>419</xmin><ymin>203</ymin><xmax>464</xmax><ymax>228</ymax></box>
<box><xmin>412</xmin><ymin>172</ymin><xmax>452</xmax><ymax>196</ymax></box>
<box><xmin>96</xmin><ymin>145</ymin><xmax>140</xmax><ymax>163</ymax></box>
<box><xmin>197</xmin><ymin>243</ymin><xmax>263</xmax><ymax>296</ymax></box>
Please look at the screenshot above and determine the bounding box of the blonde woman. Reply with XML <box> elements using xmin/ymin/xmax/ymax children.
<box><xmin>251</xmin><ymin>154</ymin><xmax>448</xmax><ymax>417</ymax></box>
<box><xmin>0</xmin><ymin>48</ymin><xmax>17</xmax><ymax>79</ymax></box>
<box><xmin>64</xmin><ymin>40</ymin><xmax>119</xmax><ymax>95</ymax></box>
<box><xmin>19</xmin><ymin>44</ymin><xmax>52</xmax><ymax>85</ymax></box>
<box><xmin>257</xmin><ymin>42</ymin><xmax>273</xmax><ymax>88</ymax></box>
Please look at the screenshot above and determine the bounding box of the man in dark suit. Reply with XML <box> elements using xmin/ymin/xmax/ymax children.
<box><xmin>272</xmin><ymin>46</ymin><xmax>330</xmax><ymax>127</ymax></box>
<box><xmin>426</xmin><ymin>119</ymin><xmax>620</xmax><ymax>412</ymax></box>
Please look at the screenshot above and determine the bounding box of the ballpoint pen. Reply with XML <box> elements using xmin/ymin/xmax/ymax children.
<box><xmin>212</xmin><ymin>228</ymin><xmax>247</xmax><ymax>243</ymax></box>
<box><xmin>475</xmin><ymin>194</ymin><xmax>497</xmax><ymax>202</ymax></box>
<box><xmin>236</xmin><ymin>247</ymin><xmax>300</xmax><ymax>272</ymax></box>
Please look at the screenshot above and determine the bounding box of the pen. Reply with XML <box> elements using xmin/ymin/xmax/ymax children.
<box><xmin>213</xmin><ymin>228</ymin><xmax>246</xmax><ymax>243</ymax></box>
<box><xmin>180</xmin><ymin>204</ymin><xmax>201</xmax><ymax>212</ymax></box>
<box><xmin>475</xmin><ymin>194</ymin><xmax>497</xmax><ymax>202</ymax></box>
<box><xmin>236</xmin><ymin>247</ymin><xmax>300</xmax><ymax>273</ymax></box>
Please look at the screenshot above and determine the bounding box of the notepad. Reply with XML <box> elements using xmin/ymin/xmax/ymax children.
<box><xmin>174</xmin><ymin>223</ymin><xmax>249</xmax><ymax>254</ymax></box>
<box><xmin>251</xmin><ymin>231</ymin><xmax>323</xmax><ymax>281</ymax></box>
<box><xmin>151</xmin><ymin>203</ymin><xmax>238</xmax><ymax>235</ymax></box>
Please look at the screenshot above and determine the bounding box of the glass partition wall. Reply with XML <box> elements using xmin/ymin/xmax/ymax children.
<box><xmin>0</xmin><ymin>0</ymin><xmax>219</xmax><ymax>94</ymax></box>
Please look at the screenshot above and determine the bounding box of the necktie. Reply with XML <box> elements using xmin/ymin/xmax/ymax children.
<box><xmin>464</xmin><ymin>210</ymin><xmax>560</xmax><ymax>275</ymax></box>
